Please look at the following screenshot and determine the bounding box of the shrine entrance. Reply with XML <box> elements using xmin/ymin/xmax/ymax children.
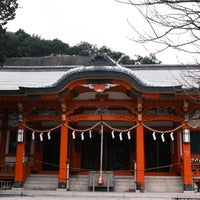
<box><xmin>81</xmin><ymin>131</ymin><xmax>135</xmax><ymax>172</ymax></box>
<box><xmin>145</xmin><ymin>132</ymin><xmax>171</xmax><ymax>173</ymax></box>
<box><xmin>42</xmin><ymin>132</ymin><xmax>60</xmax><ymax>171</ymax></box>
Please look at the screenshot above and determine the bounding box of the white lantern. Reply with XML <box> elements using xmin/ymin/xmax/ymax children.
<box><xmin>17</xmin><ymin>129</ymin><xmax>24</xmax><ymax>143</ymax></box>
<box><xmin>183</xmin><ymin>129</ymin><xmax>190</xmax><ymax>143</ymax></box>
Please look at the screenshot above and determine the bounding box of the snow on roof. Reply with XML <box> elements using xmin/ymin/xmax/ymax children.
<box><xmin>133</xmin><ymin>69</ymin><xmax>199</xmax><ymax>88</ymax></box>
<box><xmin>0</xmin><ymin>71</ymin><xmax>67</xmax><ymax>90</ymax></box>
<box><xmin>0</xmin><ymin>65</ymin><xmax>199</xmax><ymax>91</ymax></box>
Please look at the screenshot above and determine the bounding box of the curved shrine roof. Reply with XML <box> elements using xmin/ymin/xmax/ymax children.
<box><xmin>0</xmin><ymin>64</ymin><xmax>199</xmax><ymax>94</ymax></box>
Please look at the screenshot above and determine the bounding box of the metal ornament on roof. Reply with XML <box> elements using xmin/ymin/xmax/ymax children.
<box><xmin>81</xmin><ymin>83</ymin><xmax>118</xmax><ymax>93</ymax></box>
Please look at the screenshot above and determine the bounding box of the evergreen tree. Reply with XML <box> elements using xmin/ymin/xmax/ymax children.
<box><xmin>3</xmin><ymin>29</ymin><xmax>161</xmax><ymax>65</ymax></box>
<box><xmin>0</xmin><ymin>0</ymin><xmax>18</xmax><ymax>64</ymax></box>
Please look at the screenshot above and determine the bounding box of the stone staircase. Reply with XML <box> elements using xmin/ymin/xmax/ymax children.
<box><xmin>145</xmin><ymin>176</ymin><xmax>183</xmax><ymax>193</ymax></box>
<box><xmin>69</xmin><ymin>175</ymin><xmax>183</xmax><ymax>193</ymax></box>
<box><xmin>23</xmin><ymin>174</ymin><xmax>184</xmax><ymax>193</ymax></box>
<box><xmin>69</xmin><ymin>175</ymin><xmax>136</xmax><ymax>192</ymax></box>
<box><xmin>114</xmin><ymin>176</ymin><xmax>136</xmax><ymax>192</ymax></box>
<box><xmin>23</xmin><ymin>174</ymin><xmax>58</xmax><ymax>190</ymax></box>
<box><xmin>69</xmin><ymin>175</ymin><xmax>89</xmax><ymax>191</ymax></box>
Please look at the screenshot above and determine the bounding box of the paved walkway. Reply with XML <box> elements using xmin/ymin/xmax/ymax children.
<box><xmin>1</xmin><ymin>189</ymin><xmax>200</xmax><ymax>200</ymax></box>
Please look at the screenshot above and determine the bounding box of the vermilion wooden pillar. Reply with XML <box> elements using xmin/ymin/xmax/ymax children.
<box><xmin>136</xmin><ymin>123</ymin><xmax>145</xmax><ymax>191</ymax></box>
<box><xmin>13</xmin><ymin>124</ymin><xmax>26</xmax><ymax>188</ymax></box>
<box><xmin>58</xmin><ymin>120</ymin><xmax>69</xmax><ymax>189</ymax></box>
<box><xmin>182</xmin><ymin>128</ymin><xmax>192</xmax><ymax>191</ymax></box>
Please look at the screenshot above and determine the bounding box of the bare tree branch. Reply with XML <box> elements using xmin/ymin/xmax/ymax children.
<box><xmin>117</xmin><ymin>0</ymin><xmax>200</xmax><ymax>103</ymax></box>
<box><xmin>116</xmin><ymin>0</ymin><xmax>200</xmax><ymax>55</ymax></box>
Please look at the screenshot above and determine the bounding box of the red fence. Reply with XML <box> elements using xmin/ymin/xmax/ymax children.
<box><xmin>0</xmin><ymin>161</ymin><xmax>30</xmax><ymax>182</ymax></box>
<box><xmin>0</xmin><ymin>162</ymin><xmax>15</xmax><ymax>178</ymax></box>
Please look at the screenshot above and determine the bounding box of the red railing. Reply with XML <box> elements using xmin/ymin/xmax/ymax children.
<box><xmin>0</xmin><ymin>162</ymin><xmax>15</xmax><ymax>176</ymax></box>
<box><xmin>0</xmin><ymin>161</ymin><xmax>30</xmax><ymax>182</ymax></box>
<box><xmin>191</xmin><ymin>157</ymin><xmax>200</xmax><ymax>176</ymax></box>
<box><xmin>192</xmin><ymin>163</ymin><xmax>200</xmax><ymax>176</ymax></box>
<box><xmin>23</xmin><ymin>161</ymin><xmax>30</xmax><ymax>182</ymax></box>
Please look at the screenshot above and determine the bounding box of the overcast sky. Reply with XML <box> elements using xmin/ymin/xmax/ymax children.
<box><xmin>6</xmin><ymin>0</ymin><xmax>196</xmax><ymax>64</ymax></box>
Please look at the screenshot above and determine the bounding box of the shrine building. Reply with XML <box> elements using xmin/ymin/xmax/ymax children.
<box><xmin>1</xmin><ymin>56</ymin><xmax>200</xmax><ymax>193</ymax></box>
